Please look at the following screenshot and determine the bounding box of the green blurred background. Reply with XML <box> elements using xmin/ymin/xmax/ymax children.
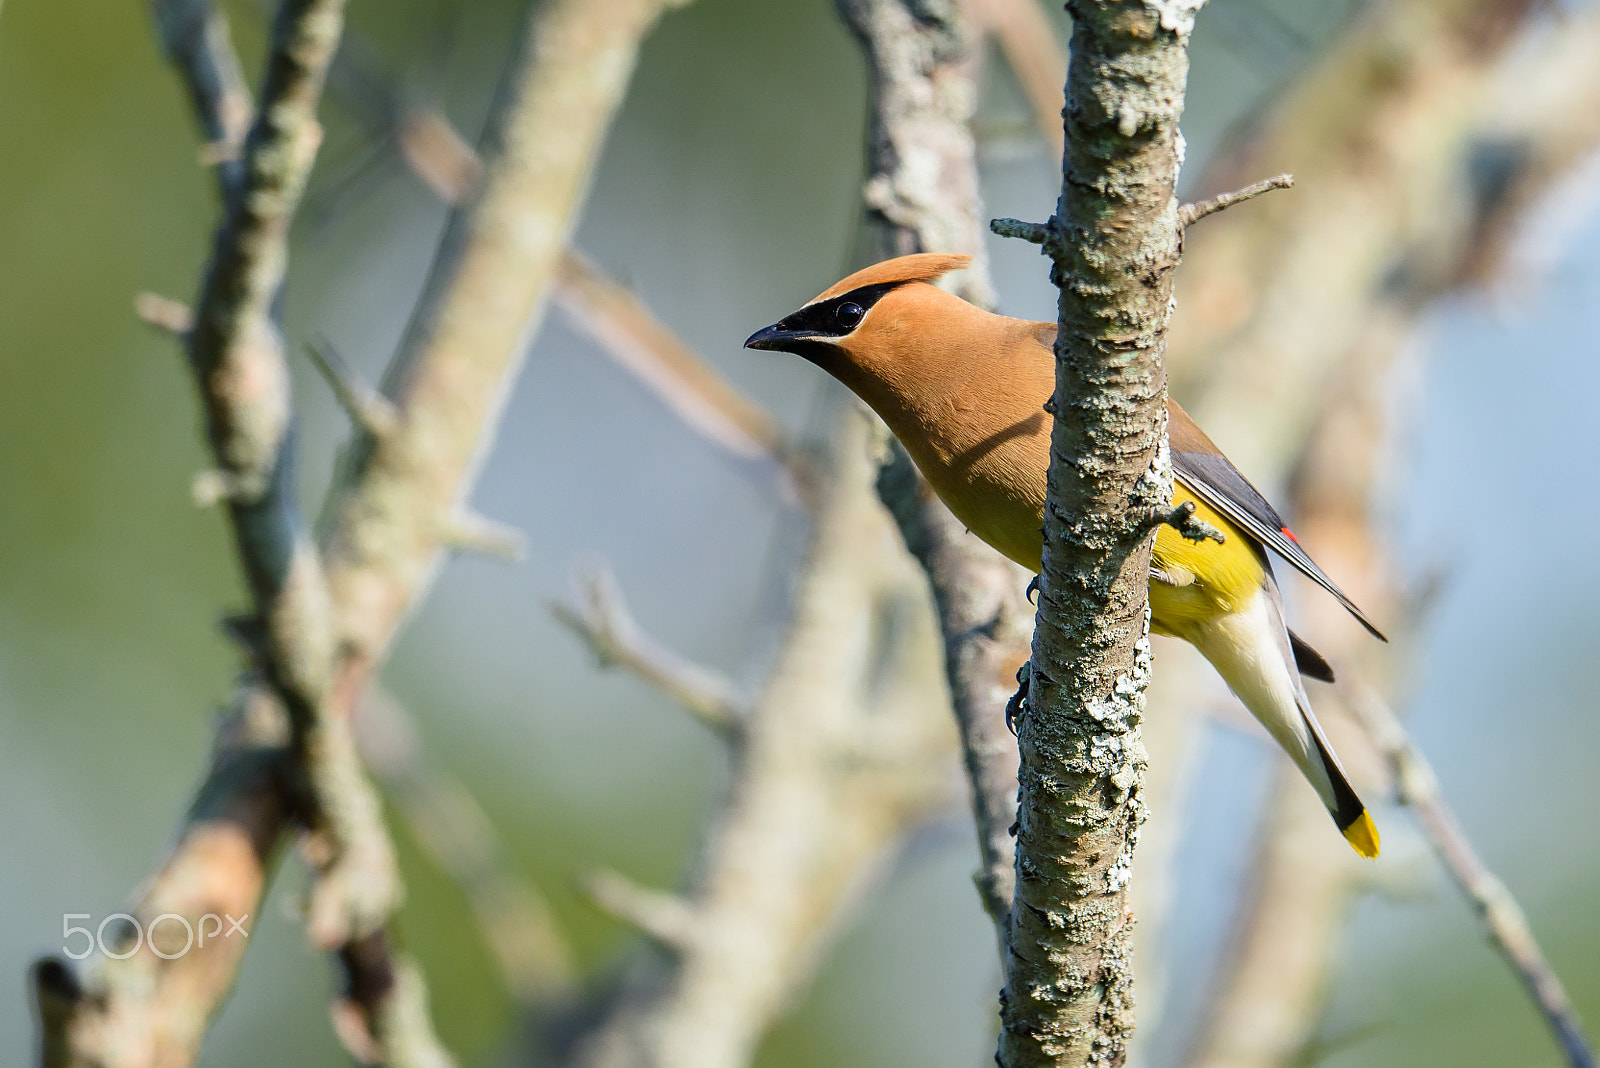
<box><xmin>1</xmin><ymin>1</ymin><xmax>1596</xmax><ymax>1065</ymax></box>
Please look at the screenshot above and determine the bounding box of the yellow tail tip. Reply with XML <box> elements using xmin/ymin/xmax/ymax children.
<box><xmin>1342</xmin><ymin>810</ymin><xmax>1381</xmax><ymax>859</ymax></box>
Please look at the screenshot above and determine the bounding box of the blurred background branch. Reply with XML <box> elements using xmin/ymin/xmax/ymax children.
<box><xmin>34</xmin><ymin>0</ymin><xmax>698</xmax><ymax>1062</ymax></box>
<box><xmin>560</xmin><ymin>408</ymin><xmax>957</xmax><ymax>1068</ymax></box>
<box><xmin>551</xmin><ymin>566</ymin><xmax>751</xmax><ymax>740</ymax></box>
<box><xmin>1174</xmin><ymin>2</ymin><xmax>1600</xmax><ymax>1067</ymax></box>
<box><xmin>1344</xmin><ymin>682</ymin><xmax>1596</xmax><ymax>1068</ymax></box>
<box><xmin>835</xmin><ymin>0</ymin><xmax>1032</xmax><ymax>950</ymax></box>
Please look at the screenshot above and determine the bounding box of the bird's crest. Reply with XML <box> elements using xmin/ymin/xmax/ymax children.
<box><xmin>810</xmin><ymin>253</ymin><xmax>972</xmax><ymax>304</ymax></box>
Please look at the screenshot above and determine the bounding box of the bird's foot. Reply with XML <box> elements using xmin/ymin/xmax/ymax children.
<box><xmin>1025</xmin><ymin>574</ymin><xmax>1042</xmax><ymax>605</ymax></box>
<box><xmin>1005</xmin><ymin>661</ymin><xmax>1031</xmax><ymax>735</ymax></box>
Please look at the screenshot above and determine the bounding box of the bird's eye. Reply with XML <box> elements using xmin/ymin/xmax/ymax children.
<box><xmin>836</xmin><ymin>302</ymin><xmax>865</xmax><ymax>330</ymax></box>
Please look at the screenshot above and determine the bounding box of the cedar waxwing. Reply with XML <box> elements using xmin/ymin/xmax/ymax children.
<box><xmin>745</xmin><ymin>253</ymin><xmax>1385</xmax><ymax>858</ymax></box>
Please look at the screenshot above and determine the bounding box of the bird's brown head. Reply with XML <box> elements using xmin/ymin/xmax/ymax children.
<box><xmin>743</xmin><ymin>253</ymin><xmax>974</xmax><ymax>379</ymax></box>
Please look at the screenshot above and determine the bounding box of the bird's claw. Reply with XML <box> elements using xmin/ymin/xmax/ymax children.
<box><xmin>1005</xmin><ymin>661</ymin><xmax>1031</xmax><ymax>735</ymax></box>
<box><xmin>1025</xmin><ymin>574</ymin><xmax>1042</xmax><ymax>605</ymax></box>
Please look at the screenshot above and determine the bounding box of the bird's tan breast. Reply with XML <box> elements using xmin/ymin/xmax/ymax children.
<box><xmin>828</xmin><ymin>295</ymin><xmax>1057</xmax><ymax>571</ymax></box>
<box><xmin>891</xmin><ymin>375</ymin><xmax>1051</xmax><ymax>573</ymax></box>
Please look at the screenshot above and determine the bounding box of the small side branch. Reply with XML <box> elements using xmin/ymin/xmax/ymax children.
<box><xmin>135</xmin><ymin>292</ymin><xmax>195</xmax><ymax>336</ymax></box>
<box><xmin>441</xmin><ymin>509</ymin><xmax>527</xmax><ymax>563</ymax></box>
<box><xmin>990</xmin><ymin>216</ymin><xmax>1052</xmax><ymax>245</ymax></box>
<box><xmin>579</xmin><ymin>869</ymin><xmax>698</xmax><ymax>953</ymax></box>
<box><xmin>150</xmin><ymin>0</ymin><xmax>253</xmax><ymax>197</ymax></box>
<box><xmin>1346</xmin><ymin>684</ymin><xmax>1596</xmax><ymax>1068</ymax></box>
<box><xmin>553</xmin><ymin>252</ymin><xmax>795</xmax><ymax>472</ymax></box>
<box><xmin>1145</xmin><ymin>499</ymin><xmax>1226</xmax><ymax>544</ymax></box>
<box><xmin>551</xmin><ymin>567</ymin><xmax>749</xmax><ymax>740</ymax></box>
<box><xmin>305</xmin><ymin>336</ymin><xmax>399</xmax><ymax>439</ymax></box>
<box><xmin>356</xmin><ymin>692</ymin><xmax>574</xmax><ymax>1004</ymax></box>
<box><xmin>1178</xmin><ymin>173</ymin><xmax>1294</xmax><ymax>230</ymax></box>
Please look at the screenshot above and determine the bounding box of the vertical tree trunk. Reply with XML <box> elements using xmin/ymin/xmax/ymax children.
<box><xmin>994</xmin><ymin>2</ymin><xmax>1203</xmax><ymax>1064</ymax></box>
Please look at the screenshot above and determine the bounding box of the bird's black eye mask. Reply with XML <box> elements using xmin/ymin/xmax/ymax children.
<box><xmin>778</xmin><ymin>281</ymin><xmax>904</xmax><ymax>338</ymax></box>
<box><xmin>744</xmin><ymin>280</ymin><xmax>908</xmax><ymax>359</ymax></box>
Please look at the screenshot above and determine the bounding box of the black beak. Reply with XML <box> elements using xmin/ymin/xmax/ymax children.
<box><xmin>744</xmin><ymin>322</ymin><xmax>810</xmax><ymax>352</ymax></box>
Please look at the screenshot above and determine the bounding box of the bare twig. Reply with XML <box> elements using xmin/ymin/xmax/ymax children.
<box><xmin>355</xmin><ymin>692</ymin><xmax>575</xmax><ymax>1005</ymax></box>
<box><xmin>837</xmin><ymin>0</ymin><xmax>1029</xmax><ymax>951</ymax></box>
<box><xmin>1178</xmin><ymin>173</ymin><xmax>1293</xmax><ymax>230</ymax></box>
<box><xmin>1345</xmin><ymin>683</ymin><xmax>1597</xmax><ymax>1068</ymax></box>
<box><xmin>990</xmin><ymin>1</ymin><xmax>1202</xmax><ymax>1062</ymax></box>
<box><xmin>550</xmin><ymin>566</ymin><xmax>750</xmax><ymax>739</ymax></box>
<box><xmin>440</xmin><ymin>509</ymin><xmax>526</xmax><ymax>562</ymax></box>
<box><xmin>312</xmin><ymin>15</ymin><xmax>485</xmax><ymax>205</ymax></box>
<box><xmin>135</xmin><ymin>291</ymin><xmax>196</xmax><ymax>336</ymax></box>
<box><xmin>305</xmin><ymin>335</ymin><xmax>400</xmax><ymax>439</ymax></box>
<box><xmin>564</xmin><ymin>407</ymin><xmax>958</xmax><ymax>1068</ymax></box>
<box><xmin>1149</xmin><ymin>499</ymin><xmax>1226</xmax><ymax>543</ymax></box>
<box><xmin>150</xmin><ymin>0</ymin><xmax>254</xmax><ymax>196</ymax></box>
<box><xmin>578</xmin><ymin>870</ymin><xmax>698</xmax><ymax>954</ymax></box>
<box><xmin>394</xmin><ymin>107</ymin><xmax>483</xmax><ymax>206</ymax></box>
<box><xmin>319</xmin><ymin>0</ymin><xmax>696</xmax><ymax>664</ymax></box>
<box><xmin>552</xmin><ymin>251</ymin><xmax>800</xmax><ymax>478</ymax></box>
<box><xmin>319</xmin><ymin>29</ymin><xmax>805</xmax><ymax>500</ymax></box>
<box><xmin>990</xmin><ymin>216</ymin><xmax>1051</xmax><ymax>244</ymax></box>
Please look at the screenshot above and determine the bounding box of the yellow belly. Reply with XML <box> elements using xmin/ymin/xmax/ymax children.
<box><xmin>931</xmin><ymin>462</ymin><xmax>1264</xmax><ymax>638</ymax></box>
<box><xmin>1147</xmin><ymin>483</ymin><xmax>1265</xmax><ymax>640</ymax></box>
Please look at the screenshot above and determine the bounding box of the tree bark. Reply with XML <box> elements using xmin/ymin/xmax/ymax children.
<box><xmin>995</xmin><ymin>2</ymin><xmax>1204</xmax><ymax>1064</ymax></box>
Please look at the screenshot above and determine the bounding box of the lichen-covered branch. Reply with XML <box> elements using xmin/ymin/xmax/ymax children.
<box><xmin>993</xmin><ymin>2</ymin><xmax>1203</xmax><ymax>1064</ymax></box>
<box><xmin>836</xmin><ymin>0</ymin><xmax>1032</xmax><ymax>946</ymax></box>
<box><xmin>150</xmin><ymin>2</ymin><xmax>412</xmax><ymax>1055</ymax></box>
<box><xmin>31</xmin><ymin>3</ymin><xmax>370</xmax><ymax>1063</ymax></box>
<box><xmin>163</xmin><ymin>1</ymin><xmax>407</xmax><ymax>972</ymax></box>
<box><xmin>34</xmin><ymin>0</ymin><xmax>698</xmax><ymax>1061</ymax></box>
